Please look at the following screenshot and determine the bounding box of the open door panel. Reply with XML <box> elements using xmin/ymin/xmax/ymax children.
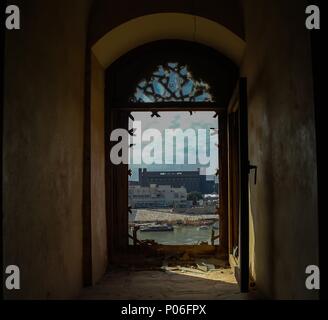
<box><xmin>228</xmin><ymin>78</ymin><xmax>250</xmax><ymax>293</ymax></box>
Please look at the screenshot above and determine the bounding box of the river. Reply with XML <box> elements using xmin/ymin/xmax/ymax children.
<box><xmin>130</xmin><ymin>224</ymin><xmax>219</xmax><ymax>245</ymax></box>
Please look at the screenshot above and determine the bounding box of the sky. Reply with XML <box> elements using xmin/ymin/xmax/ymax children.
<box><xmin>128</xmin><ymin>111</ymin><xmax>219</xmax><ymax>181</ymax></box>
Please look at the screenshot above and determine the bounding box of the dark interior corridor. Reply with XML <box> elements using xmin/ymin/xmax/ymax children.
<box><xmin>2</xmin><ymin>0</ymin><xmax>321</xmax><ymax>301</ymax></box>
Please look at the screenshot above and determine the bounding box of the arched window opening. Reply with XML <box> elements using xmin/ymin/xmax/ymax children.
<box><xmin>131</xmin><ymin>63</ymin><xmax>214</xmax><ymax>103</ymax></box>
<box><xmin>106</xmin><ymin>40</ymin><xmax>238</xmax><ymax>108</ymax></box>
<box><xmin>105</xmin><ymin>40</ymin><xmax>235</xmax><ymax>257</ymax></box>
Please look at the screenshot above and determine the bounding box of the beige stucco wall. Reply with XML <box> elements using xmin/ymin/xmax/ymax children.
<box><xmin>91</xmin><ymin>54</ymin><xmax>108</xmax><ymax>284</ymax></box>
<box><xmin>3</xmin><ymin>0</ymin><xmax>91</xmax><ymax>299</ymax></box>
<box><xmin>242</xmin><ymin>0</ymin><xmax>319</xmax><ymax>299</ymax></box>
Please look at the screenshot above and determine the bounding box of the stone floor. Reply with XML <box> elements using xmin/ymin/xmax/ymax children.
<box><xmin>80</xmin><ymin>267</ymin><xmax>254</xmax><ymax>300</ymax></box>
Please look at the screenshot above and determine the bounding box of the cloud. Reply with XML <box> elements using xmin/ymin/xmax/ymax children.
<box><xmin>128</xmin><ymin>111</ymin><xmax>218</xmax><ymax>173</ymax></box>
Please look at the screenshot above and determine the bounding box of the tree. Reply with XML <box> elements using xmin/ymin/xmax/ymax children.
<box><xmin>187</xmin><ymin>191</ymin><xmax>203</xmax><ymax>205</ymax></box>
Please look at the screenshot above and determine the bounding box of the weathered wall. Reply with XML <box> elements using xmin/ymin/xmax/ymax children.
<box><xmin>91</xmin><ymin>54</ymin><xmax>107</xmax><ymax>283</ymax></box>
<box><xmin>3</xmin><ymin>0</ymin><xmax>91</xmax><ymax>299</ymax></box>
<box><xmin>242</xmin><ymin>0</ymin><xmax>319</xmax><ymax>299</ymax></box>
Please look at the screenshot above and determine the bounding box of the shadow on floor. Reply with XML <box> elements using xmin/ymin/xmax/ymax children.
<box><xmin>79</xmin><ymin>267</ymin><xmax>255</xmax><ymax>300</ymax></box>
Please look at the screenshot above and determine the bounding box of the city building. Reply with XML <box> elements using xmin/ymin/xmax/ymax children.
<box><xmin>138</xmin><ymin>168</ymin><xmax>218</xmax><ymax>194</ymax></box>
<box><xmin>129</xmin><ymin>184</ymin><xmax>188</xmax><ymax>208</ymax></box>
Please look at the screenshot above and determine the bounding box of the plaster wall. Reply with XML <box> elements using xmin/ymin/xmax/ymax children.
<box><xmin>241</xmin><ymin>0</ymin><xmax>319</xmax><ymax>299</ymax></box>
<box><xmin>3</xmin><ymin>0</ymin><xmax>91</xmax><ymax>299</ymax></box>
<box><xmin>91</xmin><ymin>54</ymin><xmax>108</xmax><ymax>284</ymax></box>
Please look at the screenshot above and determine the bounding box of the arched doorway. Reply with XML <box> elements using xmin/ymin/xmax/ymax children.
<box><xmin>104</xmin><ymin>40</ymin><xmax>238</xmax><ymax>263</ymax></box>
<box><xmin>86</xmin><ymin>13</ymin><xmax>247</xmax><ymax>290</ymax></box>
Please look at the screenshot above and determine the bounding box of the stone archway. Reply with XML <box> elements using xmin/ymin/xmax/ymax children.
<box><xmin>92</xmin><ymin>13</ymin><xmax>245</xmax><ymax>67</ymax></box>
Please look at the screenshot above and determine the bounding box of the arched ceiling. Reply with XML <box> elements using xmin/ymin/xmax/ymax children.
<box><xmin>92</xmin><ymin>13</ymin><xmax>246</xmax><ymax>68</ymax></box>
<box><xmin>88</xmin><ymin>0</ymin><xmax>245</xmax><ymax>43</ymax></box>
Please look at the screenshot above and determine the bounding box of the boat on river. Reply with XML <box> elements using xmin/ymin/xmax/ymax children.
<box><xmin>139</xmin><ymin>223</ymin><xmax>174</xmax><ymax>232</ymax></box>
<box><xmin>198</xmin><ymin>225</ymin><xmax>210</xmax><ymax>231</ymax></box>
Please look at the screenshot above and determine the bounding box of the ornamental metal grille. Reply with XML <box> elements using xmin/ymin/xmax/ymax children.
<box><xmin>131</xmin><ymin>62</ymin><xmax>214</xmax><ymax>103</ymax></box>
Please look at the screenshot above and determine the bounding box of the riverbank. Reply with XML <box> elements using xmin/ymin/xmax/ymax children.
<box><xmin>130</xmin><ymin>208</ymin><xmax>218</xmax><ymax>226</ymax></box>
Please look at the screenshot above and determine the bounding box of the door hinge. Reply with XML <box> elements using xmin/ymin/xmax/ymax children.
<box><xmin>248</xmin><ymin>162</ymin><xmax>258</xmax><ymax>185</ymax></box>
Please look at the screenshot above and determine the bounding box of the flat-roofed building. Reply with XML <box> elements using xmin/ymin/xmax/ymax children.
<box><xmin>138</xmin><ymin>168</ymin><xmax>217</xmax><ymax>194</ymax></box>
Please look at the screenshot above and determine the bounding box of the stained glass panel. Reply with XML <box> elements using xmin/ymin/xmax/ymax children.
<box><xmin>131</xmin><ymin>63</ymin><xmax>214</xmax><ymax>103</ymax></box>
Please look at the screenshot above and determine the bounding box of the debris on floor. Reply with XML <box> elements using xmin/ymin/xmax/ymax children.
<box><xmin>196</xmin><ymin>262</ymin><xmax>216</xmax><ymax>272</ymax></box>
